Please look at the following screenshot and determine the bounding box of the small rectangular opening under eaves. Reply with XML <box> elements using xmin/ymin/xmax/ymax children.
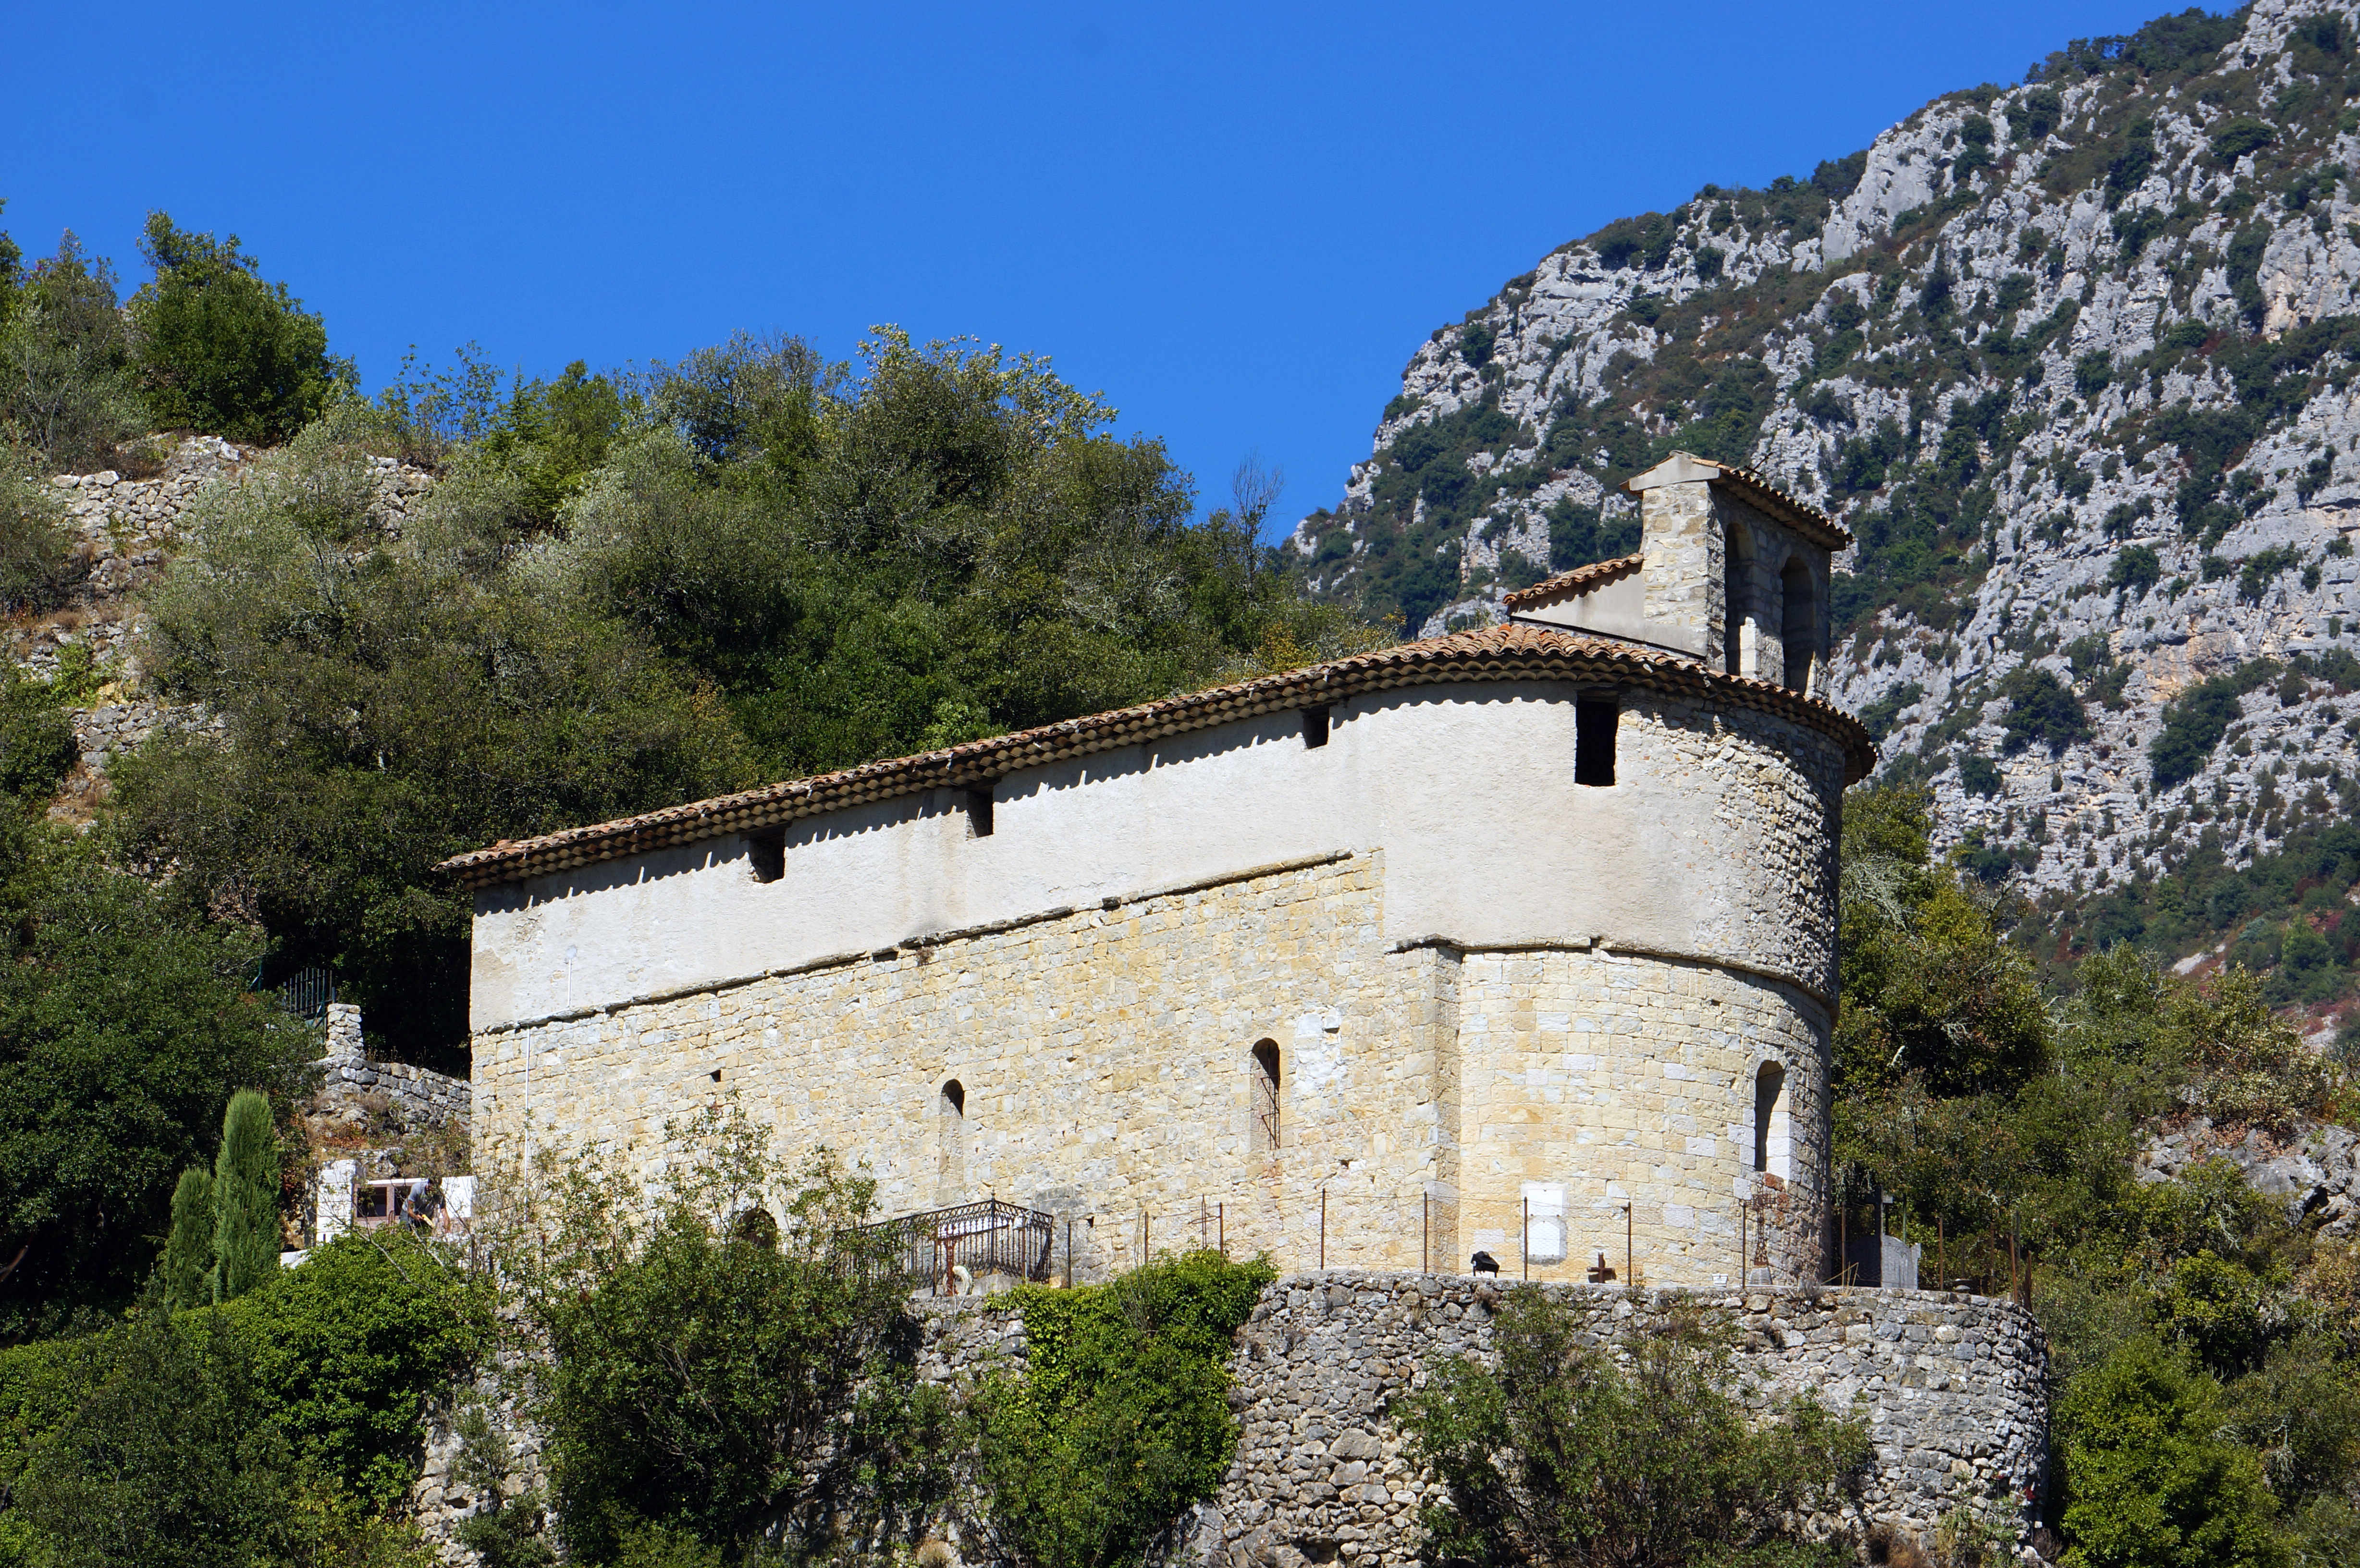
<box><xmin>1574</xmin><ymin>697</ymin><xmax>1618</xmax><ymax>787</ymax></box>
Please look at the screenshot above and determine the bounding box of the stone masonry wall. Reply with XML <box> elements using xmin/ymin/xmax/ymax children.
<box><xmin>317</xmin><ymin>1003</ymin><xmax>472</xmax><ymax>1134</ymax></box>
<box><xmin>475</xmin><ymin>841</ymin><xmax>1831</xmax><ymax>1285</ymax></box>
<box><xmin>1450</xmin><ymin>947</ymin><xmax>1830</xmax><ymax>1286</ymax></box>
<box><xmin>905</xmin><ymin>1270</ymin><xmax>2049</xmax><ymax>1566</ymax></box>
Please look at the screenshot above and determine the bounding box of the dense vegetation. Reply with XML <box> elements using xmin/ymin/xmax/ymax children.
<box><xmin>1837</xmin><ymin>783</ymin><xmax>2360</xmax><ymax>1567</ymax></box>
<box><xmin>1398</xmin><ymin>1292</ymin><xmax>1872</xmax><ymax>1568</ymax></box>
<box><xmin>970</xmin><ymin>1250</ymin><xmax>1273</xmax><ymax>1568</ymax></box>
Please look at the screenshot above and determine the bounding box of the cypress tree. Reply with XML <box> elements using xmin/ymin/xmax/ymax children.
<box><xmin>211</xmin><ymin>1090</ymin><xmax>280</xmax><ymax>1302</ymax></box>
<box><xmin>160</xmin><ymin>1167</ymin><xmax>215</xmax><ymax>1310</ymax></box>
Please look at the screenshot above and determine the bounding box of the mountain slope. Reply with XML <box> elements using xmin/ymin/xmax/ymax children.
<box><xmin>1295</xmin><ymin>0</ymin><xmax>2360</xmax><ymax>1017</ymax></box>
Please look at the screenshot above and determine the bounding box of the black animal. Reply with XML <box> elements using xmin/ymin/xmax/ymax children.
<box><xmin>1470</xmin><ymin>1250</ymin><xmax>1501</xmax><ymax>1275</ymax></box>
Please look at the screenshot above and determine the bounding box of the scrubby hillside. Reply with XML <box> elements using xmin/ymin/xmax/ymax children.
<box><xmin>1296</xmin><ymin>0</ymin><xmax>2360</xmax><ymax>1016</ymax></box>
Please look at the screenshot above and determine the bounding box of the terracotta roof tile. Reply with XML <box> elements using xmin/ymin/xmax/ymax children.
<box><xmin>1500</xmin><ymin>552</ymin><xmax>1644</xmax><ymax>612</ymax></box>
<box><xmin>1647</xmin><ymin>453</ymin><xmax>1854</xmax><ymax>550</ymax></box>
<box><xmin>440</xmin><ymin>622</ymin><xmax>1875</xmax><ymax>889</ymax></box>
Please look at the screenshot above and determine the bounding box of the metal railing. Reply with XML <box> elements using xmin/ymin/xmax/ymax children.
<box><xmin>275</xmin><ymin>966</ymin><xmax>339</xmax><ymax>1020</ymax></box>
<box><xmin>845</xmin><ymin>1199</ymin><xmax>1056</xmax><ymax>1295</ymax></box>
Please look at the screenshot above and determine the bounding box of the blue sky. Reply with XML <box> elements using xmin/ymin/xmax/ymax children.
<box><xmin>5</xmin><ymin>0</ymin><xmax>2176</xmax><ymax>535</ymax></box>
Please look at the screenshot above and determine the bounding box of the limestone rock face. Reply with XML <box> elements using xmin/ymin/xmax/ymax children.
<box><xmin>1298</xmin><ymin>0</ymin><xmax>2360</xmax><ymax>969</ymax></box>
<box><xmin>2140</xmin><ymin>1112</ymin><xmax>2360</xmax><ymax>1235</ymax></box>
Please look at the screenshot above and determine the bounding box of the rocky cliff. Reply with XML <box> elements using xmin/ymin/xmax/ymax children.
<box><xmin>1294</xmin><ymin>0</ymin><xmax>2360</xmax><ymax>1018</ymax></box>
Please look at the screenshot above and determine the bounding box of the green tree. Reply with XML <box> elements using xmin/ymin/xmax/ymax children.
<box><xmin>210</xmin><ymin>1090</ymin><xmax>279</xmax><ymax>1303</ymax></box>
<box><xmin>0</xmin><ymin>231</ymin><xmax>146</xmax><ymax>472</ymax></box>
<box><xmin>1834</xmin><ymin>786</ymin><xmax>2051</xmax><ymax>1097</ymax></box>
<box><xmin>129</xmin><ymin>212</ymin><xmax>342</xmax><ymax>444</ymax></box>
<box><xmin>115</xmin><ymin>416</ymin><xmax>751</xmax><ymax>1064</ymax></box>
<box><xmin>228</xmin><ymin>1228</ymin><xmax>491</xmax><ymax>1512</ymax></box>
<box><xmin>161</xmin><ymin>1167</ymin><xmax>216</xmax><ymax>1311</ymax></box>
<box><xmin>0</xmin><ymin>819</ymin><xmax>310</xmax><ymax>1339</ymax></box>
<box><xmin>970</xmin><ymin>1250</ymin><xmax>1274</xmax><ymax>1568</ymax></box>
<box><xmin>539</xmin><ymin>328</ymin><xmax>1383</xmax><ymax>782</ymax></box>
<box><xmin>515</xmin><ymin>1109</ymin><xmax>948</xmax><ymax>1564</ymax></box>
<box><xmin>15</xmin><ymin>1308</ymin><xmax>300</xmax><ymax>1568</ymax></box>
<box><xmin>1397</xmin><ymin>1288</ymin><xmax>1870</xmax><ymax>1568</ymax></box>
<box><xmin>2056</xmin><ymin>1336</ymin><xmax>2286</xmax><ymax>1568</ymax></box>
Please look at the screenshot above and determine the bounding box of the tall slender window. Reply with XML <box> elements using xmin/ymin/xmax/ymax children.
<box><xmin>1781</xmin><ymin>559</ymin><xmax>1816</xmax><ymax>696</ymax></box>
<box><xmin>1574</xmin><ymin>697</ymin><xmax>1617</xmax><ymax>787</ymax></box>
<box><xmin>1724</xmin><ymin>532</ymin><xmax>1754</xmax><ymax>677</ymax></box>
<box><xmin>1251</xmin><ymin>1041</ymin><xmax>1280</xmax><ymax>1152</ymax></box>
<box><xmin>938</xmin><ymin>1079</ymin><xmax>966</xmax><ymax>1198</ymax></box>
<box><xmin>1753</xmin><ymin>1062</ymin><xmax>1789</xmax><ymax>1181</ymax></box>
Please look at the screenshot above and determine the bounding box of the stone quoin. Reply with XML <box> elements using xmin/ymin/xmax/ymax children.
<box><xmin>442</xmin><ymin>453</ymin><xmax>1874</xmax><ymax>1288</ymax></box>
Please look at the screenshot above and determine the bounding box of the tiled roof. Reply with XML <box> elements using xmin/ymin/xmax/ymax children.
<box><xmin>1500</xmin><ymin>552</ymin><xmax>1644</xmax><ymax>613</ymax></box>
<box><xmin>441</xmin><ymin>622</ymin><xmax>1876</xmax><ymax>889</ymax></box>
<box><xmin>1670</xmin><ymin>455</ymin><xmax>1856</xmax><ymax>551</ymax></box>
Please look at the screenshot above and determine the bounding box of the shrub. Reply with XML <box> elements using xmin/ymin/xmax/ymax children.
<box><xmin>15</xmin><ymin>1309</ymin><xmax>298</xmax><ymax>1567</ymax></box>
<box><xmin>129</xmin><ymin>213</ymin><xmax>342</xmax><ymax>444</ymax></box>
<box><xmin>2107</xmin><ymin>545</ymin><xmax>2161</xmax><ymax>598</ymax></box>
<box><xmin>228</xmin><ymin>1229</ymin><xmax>491</xmax><ymax>1512</ymax></box>
<box><xmin>0</xmin><ymin>462</ymin><xmax>79</xmax><ymax>615</ymax></box>
<box><xmin>161</xmin><ymin>1167</ymin><xmax>215</xmax><ymax>1310</ymax></box>
<box><xmin>0</xmin><ymin>234</ymin><xmax>147</xmax><ymax>471</ymax></box>
<box><xmin>971</xmin><ymin>1249</ymin><xmax>1274</xmax><ymax>1568</ymax></box>
<box><xmin>2055</xmin><ymin>1336</ymin><xmax>2286</xmax><ymax>1568</ymax></box>
<box><xmin>1960</xmin><ymin>753</ymin><xmax>2003</xmax><ymax>796</ymax></box>
<box><xmin>0</xmin><ymin>665</ymin><xmax>74</xmax><ymax>800</ymax></box>
<box><xmin>1397</xmin><ymin>1289</ymin><xmax>1870</xmax><ymax>1568</ymax></box>
<box><xmin>2210</xmin><ymin>118</ymin><xmax>2275</xmax><ymax>162</ymax></box>
<box><xmin>2001</xmin><ymin>666</ymin><xmax>2091</xmax><ymax>756</ymax></box>
<box><xmin>5</xmin><ymin>1302</ymin><xmax>449</xmax><ymax>1568</ymax></box>
<box><xmin>2075</xmin><ymin>350</ymin><xmax>2116</xmax><ymax>399</ymax></box>
<box><xmin>2150</xmin><ymin>663</ymin><xmax>2274</xmax><ymax>788</ymax></box>
<box><xmin>518</xmin><ymin>1110</ymin><xmax>947</xmax><ymax>1563</ymax></box>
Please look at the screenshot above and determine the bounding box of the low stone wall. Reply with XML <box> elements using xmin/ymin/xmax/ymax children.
<box><xmin>316</xmin><ymin>1004</ymin><xmax>472</xmax><ymax>1134</ymax></box>
<box><xmin>412</xmin><ymin>1271</ymin><xmax>2047</xmax><ymax>1564</ymax></box>
<box><xmin>908</xmin><ymin>1270</ymin><xmax>2048</xmax><ymax>1566</ymax></box>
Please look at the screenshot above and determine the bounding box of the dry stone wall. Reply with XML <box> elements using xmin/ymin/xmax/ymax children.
<box><xmin>22</xmin><ymin>439</ymin><xmax>438</xmax><ymax>783</ymax></box>
<box><xmin>905</xmin><ymin>1270</ymin><xmax>2049</xmax><ymax>1567</ymax></box>
<box><xmin>315</xmin><ymin>1003</ymin><xmax>472</xmax><ymax>1135</ymax></box>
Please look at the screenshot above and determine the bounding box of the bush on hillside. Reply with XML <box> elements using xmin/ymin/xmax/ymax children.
<box><xmin>2001</xmin><ymin>665</ymin><xmax>2091</xmax><ymax>755</ymax></box>
<box><xmin>129</xmin><ymin>213</ymin><xmax>343</xmax><ymax>445</ymax></box>
<box><xmin>0</xmin><ymin>460</ymin><xmax>80</xmax><ymax>614</ymax></box>
<box><xmin>0</xmin><ymin>233</ymin><xmax>146</xmax><ymax>472</ymax></box>
<box><xmin>515</xmin><ymin>1109</ymin><xmax>949</xmax><ymax>1563</ymax></box>
<box><xmin>115</xmin><ymin>416</ymin><xmax>750</xmax><ymax>1065</ymax></box>
<box><xmin>970</xmin><ymin>1249</ymin><xmax>1275</xmax><ymax>1568</ymax></box>
<box><xmin>0</xmin><ymin>1243</ymin><xmax>473</xmax><ymax>1567</ymax></box>
<box><xmin>1397</xmin><ymin>1289</ymin><xmax>1870</xmax><ymax>1568</ymax></box>
<box><xmin>2056</xmin><ymin>1337</ymin><xmax>2286</xmax><ymax>1568</ymax></box>
<box><xmin>0</xmin><ymin>797</ymin><xmax>312</xmax><ymax>1337</ymax></box>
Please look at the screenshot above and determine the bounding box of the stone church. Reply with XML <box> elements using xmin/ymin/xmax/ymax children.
<box><xmin>445</xmin><ymin>452</ymin><xmax>1872</xmax><ymax>1286</ymax></box>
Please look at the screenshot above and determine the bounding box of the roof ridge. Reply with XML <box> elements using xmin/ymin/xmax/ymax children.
<box><xmin>1500</xmin><ymin>551</ymin><xmax>1644</xmax><ymax>612</ymax></box>
<box><xmin>441</xmin><ymin>622</ymin><xmax>1874</xmax><ymax>888</ymax></box>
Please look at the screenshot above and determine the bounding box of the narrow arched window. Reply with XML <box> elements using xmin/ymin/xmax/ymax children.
<box><xmin>1754</xmin><ymin>1062</ymin><xmax>1789</xmax><ymax>1181</ymax></box>
<box><xmin>1251</xmin><ymin>1042</ymin><xmax>1280</xmax><ymax>1152</ymax></box>
<box><xmin>1724</xmin><ymin>531</ymin><xmax>1755</xmax><ymax>677</ymax></box>
<box><xmin>938</xmin><ymin>1079</ymin><xmax>966</xmax><ymax>1198</ymax></box>
<box><xmin>1780</xmin><ymin>559</ymin><xmax>1816</xmax><ymax>696</ymax></box>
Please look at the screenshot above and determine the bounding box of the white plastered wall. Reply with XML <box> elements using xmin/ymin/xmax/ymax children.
<box><xmin>468</xmin><ymin>682</ymin><xmax>1844</xmax><ymax>1032</ymax></box>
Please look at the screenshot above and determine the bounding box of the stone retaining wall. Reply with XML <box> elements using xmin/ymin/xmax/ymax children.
<box><xmin>910</xmin><ymin>1270</ymin><xmax>2048</xmax><ymax>1566</ymax></box>
<box><xmin>411</xmin><ymin>1270</ymin><xmax>2047</xmax><ymax>1565</ymax></box>
<box><xmin>317</xmin><ymin>1003</ymin><xmax>472</xmax><ymax>1134</ymax></box>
